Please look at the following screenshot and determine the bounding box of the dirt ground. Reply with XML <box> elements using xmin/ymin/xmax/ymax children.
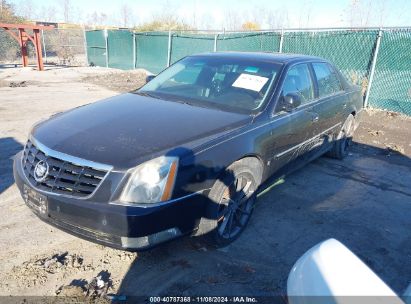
<box><xmin>1</xmin><ymin>65</ymin><xmax>410</xmax><ymax>300</ymax></box>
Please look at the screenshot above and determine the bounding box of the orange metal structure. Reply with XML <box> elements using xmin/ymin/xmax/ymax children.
<box><xmin>1</xmin><ymin>23</ymin><xmax>54</xmax><ymax>71</ymax></box>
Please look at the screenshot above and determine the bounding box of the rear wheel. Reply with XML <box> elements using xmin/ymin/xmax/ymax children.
<box><xmin>196</xmin><ymin>158</ymin><xmax>262</xmax><ymax>247</ymax></box>
<box><xmin>327</xmin><ymin>114</ymin><xmax>356</xmax><ymax>160</ymax></box>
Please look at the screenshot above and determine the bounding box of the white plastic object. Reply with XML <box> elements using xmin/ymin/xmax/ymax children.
<box><xmin>287</xmin><ymin>238</ymin><xmax>403</xmax><ymax>304</ymax></box>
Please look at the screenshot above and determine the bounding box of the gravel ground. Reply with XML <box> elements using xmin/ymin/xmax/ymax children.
<box><xmin>81</xmin><ymin>69</ymin><xmax>147</xmax><ymax>93</ymax></box>
<box><xmin>0</xmin><ymin>65</ymin><xmax>410</xmax><ymax>300</ymax></box>
<box><xmin>355</xmin><ymin>108</ymin><xmax>411</xmax><ymax>156</ymax></box>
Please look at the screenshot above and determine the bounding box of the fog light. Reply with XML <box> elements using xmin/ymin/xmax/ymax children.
<box><xmin>121</xmin><ymin>228</ymin><xmax>181</xmax><ymax>249</ymax></box>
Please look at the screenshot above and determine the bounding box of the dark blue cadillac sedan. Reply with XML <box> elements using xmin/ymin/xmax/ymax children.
<box><xmin>14</xmin><ymin>52</ymin><xmax>363</xmax><ymax>250</ymax></box>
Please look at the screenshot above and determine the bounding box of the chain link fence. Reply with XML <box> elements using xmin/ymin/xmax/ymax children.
<box><xmin>0</xmin><ymin>28</ymin><xmax>18</xmax><ymax>61</ymax></box>
<box><xmin>170</xmin><ymin>32</ymin><xmax>215</xmax><ymax>65</ymax></box>
<box><xmin>0</xmin><ymin>27</ymin><xmax>33</xmax><ymax>63</ymax></box>
<box><xmin>1</xmin><ymin>26</ymin><xmax>410</xmax><ymax>116</ymax></box>
<box><xmin>84</xmin><ymin>28</ymin><xmax>411</xmax><ymax>115</ymax></box>
<box><xmin>42</xmin><ymin>28</ymin><xmax>86</xmax><ymax>66</ymax></box>
<box><xmin>0</xmin><ymin>27</ymin><xmax>86</xmax><ymax>66</ymax></box>
<box><xmin>134</xmin><ymin>32</ymin><xmax>169</xmax><ymax>73</ymax></box>
<box><xmin>366</xmin><ymin>29</ymin><xmax>411</xmax><ymax>114</ymax></box>
<box><xmin>85</xmin><ymin>29</ymin><xmax>106</xmax><ymax>68</ymax></box>
<box><xmin>218</xmin><ymin>32</ymin><xmax>281</xmax><ymax>53</ymax></box>
<box><xmin>282</xmin><ymin>30</ymin><xmax>378</xmax><ymax>94</ymax></box>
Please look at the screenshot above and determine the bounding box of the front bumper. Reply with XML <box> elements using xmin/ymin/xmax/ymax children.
<box><xmin>13</xmin><ymin>152</ymin><xmax>206</xmax><ymax>251</ymax></box>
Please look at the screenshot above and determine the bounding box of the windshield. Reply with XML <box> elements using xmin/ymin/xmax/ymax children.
<box><xmin>138</xmin><ymin>56</ymin><xmax>282</xmax><ymax>114</ymax></box>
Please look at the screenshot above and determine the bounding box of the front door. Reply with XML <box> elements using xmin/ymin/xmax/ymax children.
<box><xmin>266</xmin><ymin>63</ymin><xmax>319</xmax><ymax>174</ymax></box>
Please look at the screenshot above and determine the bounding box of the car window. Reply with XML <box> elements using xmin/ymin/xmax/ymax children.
<box><xmin>281</xmin><ymin>64</ymin><xmax>314</xmax><ymax>105</ymax></box>
<box><xmin>312</xmin><ymin>63</ymin><xmax>342</xmax><ymax>97</ymax></box>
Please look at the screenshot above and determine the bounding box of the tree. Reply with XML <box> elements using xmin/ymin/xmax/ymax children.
<box><xmin>265</xmin><ymin>8</ymin><xmax>290</xmax><ymax>29</ymax></box>
<box><xmin>63</xmin><ymin>5</ymin><xmax>84</xmax><ymax>25</ymax></box>
<box><xmin>0</xmin><ymin>0</ymin><xmax>26</xmax><ymax>61</ymax></box>
<box><xmin>119</xmin><ymin>3</ymin><xmax>132</xmax><ymax>28</ymax></box>
<box><xmin>297</xmin><ymin>0</ymin><xmax>313</xmax><ymax>28</ymax></box>
<box><xmin>43</xmin><ymin>5</ymin><xmax>57</xmax><ymax>22</ymax></box>
<box><xmin>87</xmin><ymin>10</ymin><xmax>108</xmax><ymax>27</ymax></box>
<box><xmin>344</xmin><ymin>0</ymin><xmax>391</xmax><ymax>27</ymax></box>
<box><xmin>61</xmin><ymin>0</ymin><xmax>72</xmax><ymax>23</ymax></box>
<box><xmin>16</xmin><ymin>0</ymin><xmax>37</xmax><ymax>20</ymax></box>
<box><xmin>197</xmin><ymin>12</ymin><xmax>214</xmax><ymax>30</ymax></box>
<box><xmin>1</xmin><ymin>0</ymin><xmax>25</xmax><ymax>23</ymax></box>
<box><xmin>241</xmin><ymin>21</ymin><xmax>260</xmax><ymax>31</ymax></box>
<box><xmin>133</xmin><ymin>0</ymin><xmax>194</xmax><ymax>32</ymax></box>
<box><xmin>224</xmin><ymin>9</ymin><xmax>241</xmax><ymax>31</ymax></box>
<box><xmin>134</xmin><ymin>19</ymin><xmax>192</xmax><ymax>32</ymax></box>
<box><xmin>134</xmin><ymin>2</ymin><xmax>193</xmax><ymax>32</ymax></box>
<box><xmin>0</xmin><ymin>0</ymin><xmax>15</xmax><ymax>22</ymax></box>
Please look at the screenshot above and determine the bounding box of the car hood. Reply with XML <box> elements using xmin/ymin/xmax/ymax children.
<box><xmin>32</xmin><ymin>93</ymin><xmax>251</xmax><ymax>169</ymax></box>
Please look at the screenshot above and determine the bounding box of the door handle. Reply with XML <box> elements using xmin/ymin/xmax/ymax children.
<box><xmin>311</xmin><ymin>113</ymin><xmax>320</xmax><ymax>122</ymax></box>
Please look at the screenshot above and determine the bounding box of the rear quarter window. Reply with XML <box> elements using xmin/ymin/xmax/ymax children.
<box><xmin>312</xmin><ymin>62</ymin><xmax>343</xmax><ymax>97</ymax></box>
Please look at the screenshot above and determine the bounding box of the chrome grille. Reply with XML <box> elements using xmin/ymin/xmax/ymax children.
<box><xmin>22</xmin><ymin>140</ymin><xmax>108</xmax><ymax>198</ymax></box>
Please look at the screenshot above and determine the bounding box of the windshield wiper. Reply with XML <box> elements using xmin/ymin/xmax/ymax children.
<box><xmin>134</xmin><ymin>91</ymin><xmax>161</xmax><ymax>99</ymax></box>
<box><xmin>170</xmin><ymin>99</ymin><xmax>196</xmax><ymax>106</ymax></box>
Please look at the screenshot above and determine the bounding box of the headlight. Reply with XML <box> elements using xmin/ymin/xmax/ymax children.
<box><xmin>120</xmin><ymin>156</ymin><xmax>178</xmax><ymax>204</ymax></box>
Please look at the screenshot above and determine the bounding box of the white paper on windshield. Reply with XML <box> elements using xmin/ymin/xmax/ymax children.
<box><xmin>232</xmin><ymin>73</ymin><xmax>269</xmax><ymax>92</ymax></box>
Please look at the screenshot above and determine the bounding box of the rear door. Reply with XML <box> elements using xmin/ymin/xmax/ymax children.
<box><xmin>310</xmin><ymin>62</ymin><xmax>347</xmax><ymax>138</ymax></box>
<box><xmin>265</xmin><ymin>63</ymin><xmax>319</xmax><ymax>173</ymax></box>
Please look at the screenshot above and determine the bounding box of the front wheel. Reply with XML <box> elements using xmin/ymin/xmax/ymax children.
<box><xmin>196</xmin><ymin>158</ymin><xmax>262</xmax><ymax>247</ymax></box>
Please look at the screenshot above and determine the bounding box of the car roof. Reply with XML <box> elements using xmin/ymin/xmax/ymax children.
<box><xmin>189</xmin><ymin>51</ymin><xmax>326</xmax><ymax>65</ymax></box>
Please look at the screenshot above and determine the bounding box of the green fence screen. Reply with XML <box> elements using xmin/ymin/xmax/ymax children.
<box><xmin>282</xmin><ymin>30</ymin><xmax>378</xmax><ymax>89</ymax></box>
<box><xmin>218</xmin><ymin>32</ymin><xmax>281</xmax><ymax>52</ymax></box>
<box><xmin>85</xmin><ymin>30</ymin><xmax>106</xmax><ymax>67</ymax></box>
<box><xmin>170</xmin><ymin>33</ymin><xmax>215</xmax><ymax>64</ymax></box>
<box><xmin>107</xmin><ymin>30</ymin><xmax>134</xmax><ymax>70</ymax></box>
<box><xmin>85</xmin><ymin>28</ymin><xmax>411</xmax><ymax>116</ymax></box>
<box><xmin>367</xmin><ymin>29</ymin><xmax>411</xmax><ymax>114</ymax></box>
<box><xmin>134</xmin><ymin>32</ymin><xmax>169</xmax><ymax>73</ymax></box>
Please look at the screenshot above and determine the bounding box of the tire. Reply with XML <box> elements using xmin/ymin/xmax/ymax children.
<box><xmin>195</xmin><ymin>157</ymin><xmax>263</xmax><ymax>247</ymax></box>
<box><xmin>327</xmin><ymin>114</ymin><xmax>356</xmax><ymax>160</ymax></box>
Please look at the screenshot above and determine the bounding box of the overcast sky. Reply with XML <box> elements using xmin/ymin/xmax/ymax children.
<box><xmin>9</xmin><ymin>0</ymin><xmax>411</xmax><ymax>29</ymax></box>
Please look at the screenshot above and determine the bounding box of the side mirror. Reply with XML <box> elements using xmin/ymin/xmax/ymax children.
<box><xmin>281</xmin><ymin>93</ymin><xmax>302</xmax><ymax>112</ymax></box>
<box><xmin>145</xmin><ymin>75</ymin><xmax>155</xmax><ymax>83</ymax></box>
